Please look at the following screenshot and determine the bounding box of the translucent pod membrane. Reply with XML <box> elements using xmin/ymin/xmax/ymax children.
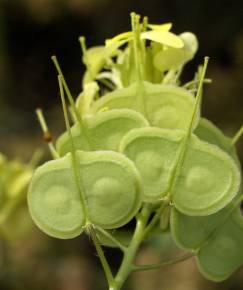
<box><xmin>77</xmin><ymin>151</ymin><xmax>142</xmax><ymax>229</ymax></box>
<box><xmin>28</xmin><ymin>150</ymin><xmax>142</xmax><ymax>239</ymax></box>
<box><xmin>56</xmin><ymin>109</ymin><xmax>149</xmax><ymax>156</ymax></box>
<box><xmin>172</xmin><ymin>135</ymin><xmax>240</xmax><ymax>216</ymax></box>
<box><xmin>28</xmin><ymin>154</ymin><xmax>86</xmax><ymax>239</ymax></box>
<box><xmin>120</xmin><ymin>127</ymin><xmax>184</xmax><ymax>201</ymax></box>
<box><xmin>120</xmin><ymin>127</ymin><xmax>240</xmax><ymax>215</ymax></box>
<box><xmin>197</xmin><ymin>207</ymin><xmax>243</xmax><ymax>281</ymax></box>
<box><xmin>171</xmin><ymin>119</ymin><xmax>243</xmax><ymax>280</ymax></box>
<box><xmin>92</xmin><ymin>81</ymin><xmax>198</xmax><ymax>130</ymax></box>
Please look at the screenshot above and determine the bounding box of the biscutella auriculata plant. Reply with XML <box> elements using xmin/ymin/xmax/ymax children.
<box><xmin>27</xmin><ymin>12</ymin><xmax>243</xmax><ymax>290</ymax></box>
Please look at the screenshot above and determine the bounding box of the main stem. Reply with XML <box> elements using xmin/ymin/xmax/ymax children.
<box><xmin>110</xmin><ymin>206</ymin><xmax>151</xmax><ymax>290</ymax></box>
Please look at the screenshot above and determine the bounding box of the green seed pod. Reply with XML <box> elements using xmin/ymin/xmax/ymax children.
<box><xmin>56</xmin><ymin>109</ymin><xmax>149</xmax><ymax>156</ymax></box>
<box><xmin>172</xmin><ymin>134</ymin><xmax>240</xmax><ymax>216</ymax></box>
<box><xmin>92</xmin><ymin>81</ymin><xmax>197</xmax><ymax>130</ymax></box>
<box><xmin>171</xmin><ymin>119</ymin><xmax>242</xmax><ymax>251</ymax></box>
<box><xmin>121</xmin><ymin>128</ymin><xmax>240</xmax><ymax>215</ymax></box>
<box><xmin>76</xmin><ymin>150</ymin><xmax>142</xmax><ymax>229</ymax></box>
<box><xmin>197</xmin><ymin>207</ymin><xmax>243</xmax><ymax>281</ymax></box>
<box><xmin>28</xmin><ymin>150</ymin><xmax>142</xmax><ymax>239</ymax></box>
<box><xmin>28</xmin><ymin>153</ymin><xmax>86</xmax><ymax>239</ymax></box>
<box><xmin>120</xmin><ymin>127</ymin><xmax>184</xmax><ymax>201</ymax></box>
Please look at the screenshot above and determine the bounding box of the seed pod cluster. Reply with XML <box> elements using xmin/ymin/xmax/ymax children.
<box><xmin>28</xmin><ymin>13</ymin><xmax>242</xmax><ymax>282</ymax></box>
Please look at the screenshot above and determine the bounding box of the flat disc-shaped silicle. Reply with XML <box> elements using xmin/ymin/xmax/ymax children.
<box><xmin>56</xmin><ymin>109</ymin><xmax>148</xmax><ymax>156</ymax></box>
<box><xmin>197</xmin><ymin>207</ymin><xmax>243</xmax><ymax>281</ymax></box>
<box><xmin>170</xmin><ymin>119</ymin><xmax>242</xmax><ymax>250</ymax></box>
<box><xmin>92</xmin><ymin>81</ymin><xmax>197</xmax><ymax>130</ymax></box>
<box><xmin>28</xmin><ymin>153</ymin><xmax>85</xmax><ymax>239</ymax></box>
<box><xmin>28</xmin><ymin>150</ymin><xmax>142</xmax><ymax>238</ymax></box>
<box><xmin>76</xmin><ymin>150</ymin><xmax>142</xmax><ymax>229</ymax></box>
<box><xmin>121</xmin><ymin>128</ymin><xmax>240</xmax><ymax>214</ymax></box>
<box><xmin>120</xmin><ymin>127</ymin><xmax>184</xmax><ymax>201</ymax></box>
<box><xmin>172</xmin><ymin>134</ymin><xmax>240</xmax><ymax>216</ymax></box>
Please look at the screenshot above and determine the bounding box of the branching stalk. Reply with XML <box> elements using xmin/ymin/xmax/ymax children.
<box><xmin>35</xmin><ymin>108</ymin><xmax>59</xmax><ymax>159</ymax></box>
<box><xmin>95</xmin><ymin>226</ymin><xmax>127</xmax><ymax>253</ymax></box>
<box><xmin>132</xmin><ymin>253</ymin><xmax>195</xmax><ymax>271</ymax></box>
<box><xmin>232</xmin><ymin>125</ymin><xmax>243</xmax><ymax>145</ymax></box>
<box><xmin>88</xmin><ymin>225</ymin><xmax>114</xmax><ymax>287</ymax></box>
<box><xmin>111</xmin><ymin>206</ymin><xmax>152</xmax><ymax>290</ymax></box>
<box><xmin>142</xmin><ymin>202</ymin><xmax>167</xmax><ymax>239</ymax></box>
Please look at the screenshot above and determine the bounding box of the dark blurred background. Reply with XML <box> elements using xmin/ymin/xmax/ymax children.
<box><xmin>0</xmin><ymin>1</ymin><xmax>242</xmax><ymax>290</ymax></box>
